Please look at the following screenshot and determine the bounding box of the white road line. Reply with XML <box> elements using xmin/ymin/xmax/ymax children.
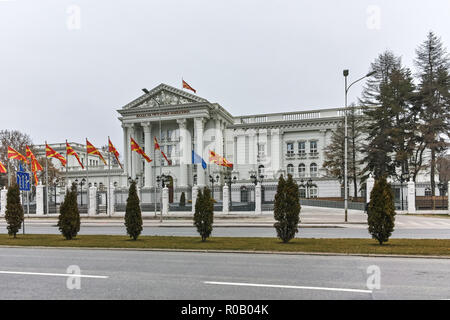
<box><xmin>0</xmin><ymin>271</ymin><xmax>108</xmax><ymax>279</ymax></box>
<box><xmin>204</xmin><ymin>281</ymin><xmax>372</xmax><ymax>294</ymax></box>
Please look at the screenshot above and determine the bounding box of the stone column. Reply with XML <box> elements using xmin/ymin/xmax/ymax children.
<box><xmin>236</xmin><ymin>130</ymin><xmax>246</xmax><ymax>165</ymax></box>
<box><xmin>192</xmin><ymin>185</ymin><xmax>198</xmax><ymax>214</ymax></box>
<box><xmin>366</xmin><ymin>174</ymin><xmax>375</xmax><ymax>204</ymax></box>
<box><xmin>407</xmin><ymin>179</ymin><xmax>416</xmax><ymax>214</ymax></box>
<box><xmin>109</xmin><ymin>182</ymin><xmax>115</xmax><ymax>216</ymax></box>
<box><xmin>130</xmin><ymin>124</ymin><xmax>137</xmax><ymax>180</ymax></box>
<box><xmin>125</xmin><ymin>124</ymin><xmax>133</xmax><ymax>181</ymax></box>
<box><xmin>36</xmin><ymin>183</ymin><xmax>44</xmax><ymax>215</ymax></box>
<box><xmin>271</xmin><ymin>128</ymin><xmax>281</xmax><ymax>176</ymax></box>
<box><xmin>255</xmin><ymin>182</ymin><xmax>262</xmax><ymax>214</ymax></box>
<box><xmin>122</xmin><ymin>124</ymin><xmax>129</xmax><ymax>178</ymax></box>
<box><xmin>194</xmin><ymin>118</ymin><xmax>206</xmax><ymax>187</ymax></box>
<box><xmin>143</xmin><ymin>122</ymin><xmax>153</xmax><ymax>188</ymax></box>
<box><xmin>216</xmin><ymin>119</ymin><xmax>224</xmax><ymax>156</ymax></box>
<box><xmin>88</xmin><ymin>186</ymin><xmax>97</xmax><ymax>215</ymax></box>
<box><xmin>177</xmin><ymin>119</ymin><xmax>190</xmax><ymax>188</ymax></box>
<box><xmin>162</xmin><ymin>186</ymin><xmax>169</xmax><ymax>216</ymax></box>
<box><xmin>248</xmin><ymin>129</ymin><xmax>256</xmax><ymax>166</ymax></box>
<box><xmin>223</xmin><ymin>185</ymin><xmax>229</xmax><ymax>214</ymax></box>
<box><xmin>0</xmin><ymin>187</ymin><xmax>7</xmax><ymax>216</ymax></box>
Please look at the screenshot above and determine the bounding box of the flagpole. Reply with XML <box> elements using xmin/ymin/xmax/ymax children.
<box><xmin>159</xmin><ymin>111</ymin><xmax>163</xmax><ymax>223</ymax></box>
<box><xmin>45</xmin><ymin>141</ymin><xmax>49</xmax><ymax>215</ymax></box>
<box><xmin>108</xmin><ymin>136</ymin><xmax>111</xmax><ymax>217</ymax></box>
<box><xmin>7</xmin><ymin>160</ymin><xmax>10</xmax><ymax>187</ymax></box>
<box><xmin>65</xmin><ymin>140</ymin><xmax>68</xmax><ymax>189</ymax></box>
<box><xmin>86</xmin><ymin>138</ymin><xmax>89</xmax><ymax>211</ymax></box>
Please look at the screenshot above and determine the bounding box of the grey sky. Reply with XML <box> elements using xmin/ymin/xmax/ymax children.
<box><xmin>0</xmin><ymin>0</ymin><xmax>449</xmax><ymax>153</ymax></box>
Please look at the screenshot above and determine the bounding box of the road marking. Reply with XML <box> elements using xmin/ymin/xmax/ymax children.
<box><xmin>204</xmin><ymin>281</ymin><xmax>372</xmax><ymax>294</ymax></box>
<box><xmin>0</xmin><ymin>270</ymin><xmax>108</xmax><ymax>279</ymax></box>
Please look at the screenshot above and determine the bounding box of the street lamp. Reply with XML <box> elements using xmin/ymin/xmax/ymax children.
<box><xmin>156</xmin><ymin>174</ymin><xmax>167</xmax><ymax>222</ymax></box>
<box><xmin>250</xmin><ymin>172</ymin><xmax>264</xmax><ymax>209</ymax></box>
<box><xmin>224</xmin><ymin>174</ymin><xmax>237</xmax><ymax>211</ymax></box>
<box><xmin>343</xmin><ymin>69</ymin><xmax>376</xmax><ymax>222</ymax></box>
<box><xmin>75</xmin><ymin>178</ymin><xmax>86</xmax><ymax>206</ymax></box>
<box><xmin>400</xmin><ymin>172</ymin><xmax>409</xmax><ymax>211</ymax></box>
<box><xmin>209</xmin><ymin>175</ymin><xmax>219</xmax><ymax>199</ymax></box>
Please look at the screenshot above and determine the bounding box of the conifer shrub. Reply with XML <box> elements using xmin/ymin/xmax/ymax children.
<box><xmin>273</xmin><ymin>174</ymin><xmax>301</xmax><ymax>243</ymax></box>
<box><xmin>124</xmin><ymin>180</ymin><xmax>143</xmax><ymax>240</ymax></box>
<box><xmin>5</xmin><ymin>183</ymin><xmax>24</xmax><ymax>238</ymax></box>
<box><xmin>193</xmin><ymin>187</ymin><xmax>214</xmax><ymax>242</ymax></box>
<box><xmin>58</xmin><ymin>183</ymin><xmax>81</xmax><ymax>240</ymax></box>
<box><xmin>367</xmin><ymin>176</ymin><xmax>396</xmax><ymax>245</ymax></box>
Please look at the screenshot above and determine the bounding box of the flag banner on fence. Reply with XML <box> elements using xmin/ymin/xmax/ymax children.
<box><xmin>45</xmin><ymin>143</ymin><xmax>67</xmax><ymax>167</ymax></box>
<box><xmin>108</xmin><ymin>138</ymin><xmax>123</xmax><ymax>168</ymax></box>
<box><xmin>182</xmin><ymin>79</ymin><xmax>196</xmax><ymax>93</ymax></box>
<box><xmin>130</xmin><ymin>137</ymin><xmax>152</xmax><ymax>163</ymax></box>
<box><xmin>154</xmin><ymin>137</ymin><xmax>171</xmax><ymax>165</ymax></box>
<box><xmin>7</xmin><ymin>146</ymin><xmax>27</xmax><ymax>163</ymax></box>
<box><xmin>0</xmin><ymin>160</ymin><xmax>6</xmax><ymax>173</ymax></box>
<box><xmin>66</xmin><ymin>142</ymin><xmax>84</xmax><ymax>169</ymax></box>
<box><xmin>86</xmin><ymin>139</ymin><xmax>107</xmax><ymax>165</ymax></box>
<box><xmin>192</xmin><ymin>150</ymin><xmax>207</xmax><ymax>169</ymax></box>
<box><xmin>209</xmin><ymin>150</ymin><xmax>233</xmax><ymax>168</ymax></box>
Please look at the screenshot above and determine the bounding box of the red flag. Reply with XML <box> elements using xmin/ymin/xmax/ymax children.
<box><xmin>86</xmin><ymin>139</ymin><xmax>107</xmax><ymax>165</ymax></box>
<box><xmin>8</xmin><ymin>146</ymin><xmax>27</xmax><ymax>163</ymax></box>
<box><xmin>182</xmin><ymin>79</ymin><xmax>196</xmax><ymax>93</ymax></box>
<box><xmin>66</xmin><ymin>142</ymin><xmax>84</xmax><ymax>169</ymax></box>
<box><xmin>108</xmin><ymin>138</ymin><xmax>123</xmax><ymax>169</ymax></box>
<box><xmin>26</xmin><ymin>145</ymin><xmax>43</xmax><ymax>172</ymax></box>
<box><xmin>154</xmin><ymin>137</ymin><xmax>171</xmax><ymax>165</ymax></box>
<box><xmin>46</xmin><ymin>143</ymin><xmax>67</xmax><ymax>167</ymax></box>
<box><xmin>131</xmin><ymin>137</ymin><xmax>152</xmax><ymax>163</ymax></box>
<box><xmin>209</xmin><ymin>150</ymin><xmax>233</xmax><ymax>168</ymax></box>
<box><xmin>0</xmin><ymin>160</ymin><xmax>6</xmax><ymax>173</ymax></box>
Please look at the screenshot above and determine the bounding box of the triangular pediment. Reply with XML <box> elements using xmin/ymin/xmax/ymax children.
<box><xmin>123</xmin><ymin>83</ymin><xmax>208</xmax><ymax>109</ymax></box>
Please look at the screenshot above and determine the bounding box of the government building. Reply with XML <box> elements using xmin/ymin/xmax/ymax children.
<box><xmin>31</xmin><ymin>83</ymin><xmax>440</xmax><ymax>212</ymax></box>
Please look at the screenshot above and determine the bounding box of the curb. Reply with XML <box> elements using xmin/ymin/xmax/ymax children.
<box><xmin>0</xmin><ymin>245</ymin><xmax>448</xmax><ymax>260</ymax></box>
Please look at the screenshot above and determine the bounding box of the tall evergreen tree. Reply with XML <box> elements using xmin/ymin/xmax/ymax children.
<box><xmin>193</xmin><ymin>187</ymin><xmax>214</xmax><ymax>242</ymax></box>
<box><xmin>367</xmin><ymin>176</ymin><xmax>396</xmax><ymax>245</ymax></box>
<box><xmin>414</xmin><ymin>31</ymin><xmax>450</xmax><ymax>195</ymax></box>
<box><xmin>4</xmin><ymin>183</ymin><xmax>24</xmax><ymax>238</ymax></box>
<box><xmin>57</xmin><ymin>183</ymin><xmax>80</xmax><ymax>240</ymax></box>
<box><xmin>323</xmin><ymin>104</ymin><xmax>365</xmax><ymax>198</ymax></box>
<box><xmin>361</xmin><ymin>51</ymin><xmax>419</xmax><ymax>181</ymax></box>
<box><xmin>124</xmin><ymin>180</ymin><xmax>143</xmax><ymax>240</ymax></box>
<box><xmin>273</xmin><ymin>174</ymin><xmax>301</xmax><ymax>243</ymax></box>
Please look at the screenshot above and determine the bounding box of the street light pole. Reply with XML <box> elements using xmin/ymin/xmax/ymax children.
<box><xmin>343</xmin><ymin>69</ymin><xmax>376</xmax><ymax>222</ymax></box>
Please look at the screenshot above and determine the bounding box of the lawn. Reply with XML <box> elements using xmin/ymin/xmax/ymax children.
<box><xmin>0</xmin><ymin>234</ymin><xmax>449</xmax><ymax>256</ymax></box>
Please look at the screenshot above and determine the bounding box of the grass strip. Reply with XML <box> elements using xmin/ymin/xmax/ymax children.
<box><xmin>0</xmin><ymin>234</ymin><xmax>450</xmax><ymax>256</ymax></box>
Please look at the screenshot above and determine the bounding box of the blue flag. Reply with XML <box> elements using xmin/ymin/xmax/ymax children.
<box><xmin>192</xmin><ymin>150</ymin><xmax>207</xmax><ymax>169</ymax></box>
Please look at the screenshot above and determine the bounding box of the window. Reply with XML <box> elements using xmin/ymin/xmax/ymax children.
<box><xmin>298</xmin><ymin>163</ymin><xmax>306</xmax><ymax>177</ymax></box>
<box><xmin>287</xmin><ymin>164</ymin><xmax>294</xmax><ymax>175</ymax></box>
<box><xmin>258</xmin><ymin>165</ymin><xmax>265</xmax><ymax>176</ymax></box>
<box><xmin>287</xmin><ymin>143</ymin><xmax>294</xmax><ymax>156</ymax></box>
<box><xmin>309</xmin><ymin>186</ymin><xmax>318</xmax><ymax>198</ymax></box>
<box><xmin>298</xmin><ymin>141</ymin><xmax>306</xmax><ymax>155</ymax></box>
<box><xmin>167</xmin><ymin>145</ymin><xmax>172</xmax><ymax>157</ymax></box>
<box><xmin>310</xmin><ymin>163</ymin><xmax>318</xmax><ymax>177</ymax></box>
<box><xmin>258</xmin><ymin>143</ymin><xmax>265</xmax><ymax>158</ymax></box>
<box><xmin>425</xmin><ymin>187</ymin><xmax>432</xmax><ymax>196</ymax></box>
<box><xmin>310</xmin><ymin>141</ymin><xmax>318</xmax><ymax>154</ymax></box>
<box><xmin>167</xmin><ymin>129</ymin><xmax>173</xmax><ymax>141</ymax></box>
<box><xmin>299</xmin><ymin>187</ymin><xmax>306</xmax><ymax>198</ymax></box>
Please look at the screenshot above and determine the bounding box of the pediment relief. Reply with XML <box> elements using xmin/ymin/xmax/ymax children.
<box><xmin>141</xmin><ymin>90</ymin><xmax>196</xmax><ymax>107</ymax></box>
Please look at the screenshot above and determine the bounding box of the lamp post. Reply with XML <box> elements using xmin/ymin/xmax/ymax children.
<box><xmin>156</xmin><ymin>174</ymin><xmax>167</xmax><ymax>222</ymax></box>
<box><xmin>75</xmin><ymin>178</ymin><xmax>86</xmax><ymax>206</ymax></box>
<box><xmin>209</xmin><ymin>174</ymin><xmax>219</xmax><ymax>199</ymax></box>
<box><xmin>224</xmin><ymin>174</ymin><xmax>237</xmax><ymax>211</ymax></box>
<box><xmin>250</xmin><ymin>172</ymin><xmax>264</xmax><ymax>209</ymax></box>
<box><xmin>399</xmin><ymin>172</ymin><xmax>409</xmax><ymax>211</ymax></box>
<box><xmin>343</xmin><ymin>69</ymin><xmax>376</xmax><ymax>222</ymax></box>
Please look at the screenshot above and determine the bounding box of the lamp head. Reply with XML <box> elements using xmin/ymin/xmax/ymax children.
<box><xmin>343</xmin><ymin>69</ymin><xmax>349</xmax><ymax>77</ymax></box>
<box><xmin>366</xmin><ymin>70</ymin><xmax>376</xmax><ymax>77</ymax></box>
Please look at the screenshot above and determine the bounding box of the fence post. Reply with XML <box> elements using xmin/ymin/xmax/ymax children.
<box><xmin>255</xmin><ymin>183</ymin><xmax>262</xmax><ymax>214</ymax></box>
<box><xmin>36</xmin><ymin>183</ymin><xmax>44</xmax><ymax>215</ymax></box>
<box><xmin>88</xmin><ymin>186</ymin><xmax>97</xmax><ymax>215</ymax></box>
<box><xmin>0</xmin><ymin>187</ymin><xmax>7</xmax><ymax>216</ymax></box>
<box><xmin>407</xmin><ymin>179</ymin><xmax>416</xmax><ymax>214</ymax></box>
<box><xmin>162</xmin><ymin>186</ymin><xmax>169</xmax><ymax>216</ymax></box>
<box><xmin>192</xmin><ymin>185</ymin><xmax>198</xmax><ymax>214</ymax></box>
<box><xmin>448</xmin><ymin>181</ymin><xmax>450</xmax><ymax>215</ymax></box>
<box><xmin>366</xmin><ymin>174</ymin><xmax>375</xmax><ymax>204</ymax></box>
<box><xmin>223</xmin><ymin>185</ymin><xmax>229</xmax><ymax>214</ymax></box>
<box><xmin>109</xmin><ymin>183</ymin><xmax>115</xmax><ymax>216</ymax></box>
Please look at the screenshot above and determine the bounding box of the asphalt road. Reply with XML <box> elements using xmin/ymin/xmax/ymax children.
<box><xmin>0</xmin><ymin>247</ymin><xmax>449</xmax><ymax>300</ymax></box>
<box><xmin>1</xmin><ymin>224</ymin><xmax>449</xmax><ymax>239</ymax></box>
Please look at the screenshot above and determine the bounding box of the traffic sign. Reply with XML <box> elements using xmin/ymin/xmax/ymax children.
<box><xmin>16</xmin><ymin>165</ymin><xmax>31</xmax><ymax>192</ymax></box>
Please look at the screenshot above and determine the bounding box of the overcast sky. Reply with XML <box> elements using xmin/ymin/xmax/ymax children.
<box><xmin>0</xmin><ymin>0</ymin><xmax>449</xmax><ymax>153</ymax></box>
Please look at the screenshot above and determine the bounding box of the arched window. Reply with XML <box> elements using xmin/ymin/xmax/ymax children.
<box><xmin>299</xmin><ymin>186</ymin><xmax>306</xmax><ymax>198</ymax></box>
<box><xmin>424</xmin><ymin>187</ymin><xmax>431</xmax><ymax>196</ymax></box>
<box><xmin>310</xmin><ymin>163</ymin><xmax>318</xmax><ymax>177</ymax></box>
<box><xmin>298</xmin><ymin>163</ymin><xmax>306</xmax><ymax>177</ymax></box>
<box><xmin>309</xmin><ymin>186</ymin><xmax>318</xmax><ymax>198</ymax></box>
<box><xmin>287</xmin><ymin>164</ymin><xmax>294</xmax><ymax>175</ymax></box>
